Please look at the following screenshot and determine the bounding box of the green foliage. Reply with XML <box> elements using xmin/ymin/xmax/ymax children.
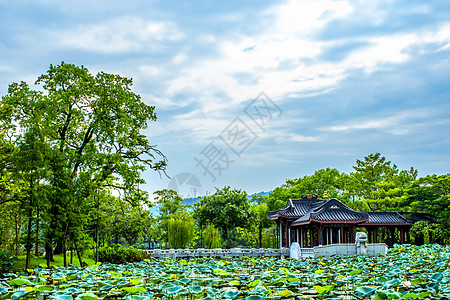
<box><xmin>98</xmin><ymin>245</ymin><xmax>149</xmax><ymax>264</ymax></box>
<box><xmin>0</xmin><ymin>251</ymin><xmax>14</xmax><ymax>273</ymax></box>
<box><xmin>194</xmin><ymin>186</ymin><xmax>252</xmax><ymax>248</ymax></box>
<box><xmin>0</xmin><ymin>244</ymin><xmax>449</xmax><ymax>299</ymax></box>
<box><xmin>0</xmin><ymin>62</ymin><xmax>166</xmax><ymax>265</ymax></box>
<box><xmin>168</xmin><ymin>213</ymin><xmax>195</xmax><ymax>248</ymax></box>
<box><xmin>203</xmin><ymin>224</ymin><xmax>222</xmax><ymax>249</ymax></box>
<box><xmin>405</xmin><ymin>174</ymin><xmax>450</xmax><ymax>242</ymax></box>
<box><xmin>410</xmin><ymin>221</ymin><xmax>444</xmax><ymax>244</ymax></box>
<box><xmin>154</xmin><ymin>189</ymin><xmax>186</xmax><ymax>246</ymax></box>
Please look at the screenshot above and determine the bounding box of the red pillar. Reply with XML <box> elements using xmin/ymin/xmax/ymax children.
<box><xmin>400</xmin><ymin>227</ymin><xmax>405</xmax><ymax>244</ymax></box>
<box><xmin>285</xmin><ymin>221</ymin><xmax>289</xmax><ymax>248</ymax></box>
<box><xmin>350</xmin><ymin>226</ymin><xmax>354</xmax><ymax>243</ymax></box>
<box><xmin>310</xmin><ymin>228</ymin><xmax>314</xmax><ymax>247</ymax></box>
<box><xmin>373</xmin><ymin>227</ymin><xmax>377</xmax><ymax>243</ymax></box>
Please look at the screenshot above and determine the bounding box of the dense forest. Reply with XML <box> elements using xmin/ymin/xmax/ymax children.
<box><xmin>1</xmin><ymin>63</ymin><xmax>449</xmax><ymax>270</ymax></box>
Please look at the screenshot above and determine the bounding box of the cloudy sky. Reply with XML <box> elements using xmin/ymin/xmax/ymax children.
<box><xmin>1</xmin><ymin>0</ymin><xmax>449</xmax><ymax>198</ymax></box>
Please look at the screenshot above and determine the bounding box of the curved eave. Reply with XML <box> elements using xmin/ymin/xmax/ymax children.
<box><xmin>267</xmin><ymin>213</ymin><xmax>301</xmax><ymax>220</ymax></box>
<box><xmin>310</xmin><ymin>218</ymin><xmax>369</xmax><ymax>225</ymax></box>
<box><xmin>360</xmin><ymin>222</ymin><xmax>413</xmax><ymax>226</ymax></box>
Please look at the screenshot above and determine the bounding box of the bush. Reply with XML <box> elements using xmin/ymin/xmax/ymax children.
<box><xmin>98</xmin><ymin>245</ymin><xmax>149</xmax><ymax>264</ymax></box>
<box><xmin>0</xmin><ymin>251</ymin><xmax>15</xmax><ymax>273</ymax></box>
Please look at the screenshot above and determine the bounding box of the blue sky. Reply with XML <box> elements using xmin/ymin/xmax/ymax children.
<box><xmin>1</xmin><ymin>0</ymin><xmax>449</xmax><ymax>199</ymax></box>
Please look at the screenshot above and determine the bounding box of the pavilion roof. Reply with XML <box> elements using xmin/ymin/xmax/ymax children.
<box><xmin>268</xmin><ymin>195</ymin><xmax>414</xmax><ymax>226</ymax></box>
<box><xmin>362</xmin><ymin>211</ymin><xmax>412</xmax><ymax>226</ymax></box>
<box><xmin>268</xmin><ymin>195</ymin><xmax>368</xmax><ymax>225</ymax></box>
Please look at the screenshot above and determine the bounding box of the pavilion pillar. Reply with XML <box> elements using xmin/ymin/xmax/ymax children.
<box><xmin>406</xmin><ymin>228</ymin><xmax>411</xmax><ymax>244</ymax></box>
<box><xmin>390</xmin><ymin>227</ymin><xmax>395</xmax><ymax>245</ymax></box>
<box><xmin>373</xmin><ymin>227</ymin><xmax>377</xmax><ymax>243</ymax></box>
<box><xmin>339</xmin><ymin>226</ymin><xmax>343</xmax><ymax>244</ymax></box>
<box><xmin>350</xmin><ymin>226</ymin><xmax>354</xmax><ymax>243</ymax></box>
<box><xmin>285</xmin><ymin>222</ymin><xmax>289</xmax><ymax>248</ymax></box>
<box><xmin>400</xmin><ymin>227</ymin><xmax>405</xmax><ymax>244</ymax></box>
<box><xmin>279</xmin><ymin>221</ymin><xmax>282</xmax><ymax>249</ymax></box>
<box><xmin>310</xmin><ymin>228</ymin><xmax>314</xmax><ymax>247</ymax></box>
<box><xmin>300</xmin><ymin>228</ymin><xmax>303</xmax><ymax>247</ymax></box>
<box><xmin>318</xmin><ymin>227</ymin><xmax>323</xmax><ymax>246</ymax></box>
<box><xmin>303</xmin><ymin>228</ymin><xmax>309</xmax><ymax>248</ymax></box>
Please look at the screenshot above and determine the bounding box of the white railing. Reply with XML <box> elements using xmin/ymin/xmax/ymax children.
<box><xmin>145</xmin><ymin>247</ymin><xmax>290</xmax><ymax>258</ymax></box>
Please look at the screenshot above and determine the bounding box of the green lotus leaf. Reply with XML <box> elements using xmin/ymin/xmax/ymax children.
<box><xmin>9</xmin><ymin>278</ymin><xmax>32</xmax><ymax>286</ymax></box>
<box><xmin>11</xmin><ymin>291</ymin><xmax>32</xmax><ymax>299</ymax></box>
<box><xmin>130</xmin><ymin>278</ymin><xmax>145</xmax><ymax>285</ymax></box>
<box><xmin>386</xmin><ymin>291</ymin><xmax>403</xmax><ymax>299</ymax></box>
<box><xmin>99</xmin><ymin>284</ymin><xmax>114</xmax><ymax>291</ymax></box>
<box><xmin>188</xmin><ymin>285</ymin><xmax>203</xmax><ymax>294</ymax></box>
<box><xmin>166</xmin><ymin>285</ymin><xmax>184</xmax><ymax>295</ymax></box>
<box><xmin>382</xmin><ymin>278</ymin><xmax>400</xmax><ymax>289</ymax></box>
<box><xmin>247</xmin><ymin>280</ymin><xmax>261</xmax><ymax>287</ymax></box>
<box><xmin>349</xmin><ymin>269</ymin><xmax>363</xmax><ymax>276</ymax></box>
<box><xmin>431</xmin><ymin>272</ymin><xmax>443</xmax><ymax>282</ymax></box>
<box><xmin>244</xmin><ymin>295</ymin><xmax>264</xmax><ymax>300</ymax></box>
<box><xmin>0</xmin><ymin>287</ymin><xmax>9</xmax><ymax>295</ymax></box>
<box><xmin>122</xmin><ymin>286</ymin><xmax>146</xmax><ymax>294</ymax></box>
<box><xmin>354</xmin><ymin>286</ymin><xmax>376</xmax><ymax>297</ymax></box>
<box><xmin>178</xmin><ymin>277</ymin><xmax>191</xmax><ymax>285</ymax></box>
<box><xmin>35</xmin><ymin>285</ymin><xmax>54</xmax><ymax>292</ymax></box>
<box><xmin>206</xmin><ymin>287</ymin><xmax>220</xmax><ymax>295</ymax></box>
<box><xmin>76</xmin><ymin>292</ymin><xmax>99</xmax><ymax>300</ymax></box>
<box><xmin>223</xmin><ymin>290</ymin><xmax>240</xmax><ymax>299</ymax></box>
<box><xmin>313</xmin><ymin>285</ymin><xmax>334</xmax><ymax>294</ymax></box>
<box><xmin>275</xmin><ymin>289</ymin><xmax>294</xmax><ymax>297</ymax></box>
<box><xmin>49</xmin><ymin>295</ymin><xmax>74</xmax><ymax>300</ymax></box>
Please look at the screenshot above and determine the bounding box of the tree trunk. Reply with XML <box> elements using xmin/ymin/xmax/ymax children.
<box><xmin>35</xmin><ymin>205</ymin><xmax>40</xmax><ymax>256</ymax></box>
<box><xmin>73</xmin><ymin>237</ymin><xmax>84</xmax><ymax>267</ymax></box>
<box><xmin>63</xmin><ymin>237</ymin><xmax>67</xmax><ymax>267</ymax></box>
<box><xmin>223</xmin><ymin>228</ymin><xmax>233</xmax><ymax>248</ymax></box>
<box><xmin>96</xmin><ymin>194</ymin><xmax>99</xmax><ymax>263</ymax></box>
<box><xmin>14</xmin><ymin>212</ymin><xmax>20</xmax><ymax>256</ymax></box>
<box><xmin>25</xmin><ymin>211</ymin><xmax>33</xmax><ymax>269</ymax></box>
<box><xmin>45</xmin><ymin>240</ymin><xmax>52</xmax><ymax>268</ymax></box>
<box><xmin>258</xmin><ymin>222</ymin><xmax>262</xmax><ymax>248</ymax></box>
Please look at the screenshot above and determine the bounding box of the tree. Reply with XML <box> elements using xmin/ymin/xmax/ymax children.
<box><xmin>168</xmin><ymin>212</ymin><xmax>195</xmax><ymax>249</ymax></box>
<box><xmin>250</xmin><ymin>194</ymin><xmax>271</xmax><ymax>248</ymax></box>
<box><xmin>202</xmin><ymin>224</ymin><xmax>221</xmax><ymax>249</ymax></box>
<box><xmin>194</xmin><ymin>187</ymin><xmax>252</xmax><ymax>248</ymax></box>
<box><xmin>352</xmin><ymin>153</ymin><xmax>397</xmax><ymax>209</ymax></box>
<box><xmin>404</xmin><ymin>174</ymin><xmax>450</xmax><ymax>242</ymax></box>
<box><xmin>153</xmin><ymin>189</ymin><xmax>186</xmax><ymax>247</ymax></box>
<box><xmin>0</xmin><ymin>62</ymin><xmax>167</xmax><ymax>266</ymax></box>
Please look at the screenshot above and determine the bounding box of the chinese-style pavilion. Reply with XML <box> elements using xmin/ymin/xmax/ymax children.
<box><xmin>267</xmin><ymin>194</ymin><xmax>414</xmax><ymax>248</ymax></box>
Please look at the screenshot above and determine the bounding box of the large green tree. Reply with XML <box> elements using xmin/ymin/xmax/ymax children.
<box><xmin>0</xmin><ymin>62</ymin><xmax>166</xmax><ymax>266</ymax></box>
<box><xmin>153</xmin><ymin>189</ymin><xmax>186</xmax><ymax>247</ymax></box>
<box><xmin>194</xmin><ymin>187</ymin><xmax>252</xmax><ymax>248</ymax></box>
<box><xmin>404</xmin><ymin>174</ymin><xmax>450</xmax><ymax>242</ymax></box>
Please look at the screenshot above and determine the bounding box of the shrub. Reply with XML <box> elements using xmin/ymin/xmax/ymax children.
<box><xmin>0</xmin><ymin>251</ymin><xmax>15</xmax><ymax>273</ymax></box>
<box><xmin>98</xmin><ymin>245</ymin><xmax>149</xmax><ymax>264</ymax></box>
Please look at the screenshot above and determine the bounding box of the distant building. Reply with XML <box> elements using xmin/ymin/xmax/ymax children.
<box><xmin>268</xmin><ymin>194</ymin><xmax>417</xmax><ymax>248</ymax></box>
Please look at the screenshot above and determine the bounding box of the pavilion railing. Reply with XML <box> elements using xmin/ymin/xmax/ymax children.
<box><xmin>145</xmin><ymin>247</ymin><xmax>296</xmax><ymax>258</ymax></box>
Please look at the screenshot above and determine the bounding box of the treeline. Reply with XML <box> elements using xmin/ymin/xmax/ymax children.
<box><xmin>0</xmin><ymin>63</ymin><xmax>167</xmax><ymax>269</ymax></box>
<box><xmin>1</xmin><ymin>64</ymin><xmax>449</xmax><ymax>269</ymax></box>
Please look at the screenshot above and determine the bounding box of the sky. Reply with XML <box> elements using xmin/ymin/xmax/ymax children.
<box><xmin>1</xmin><ymin>0</ymin><xmax>449</xmax><ymax>199</ymax></box>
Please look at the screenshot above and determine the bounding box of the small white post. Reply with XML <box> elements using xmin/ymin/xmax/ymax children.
<box><xmin>279</xmin><ymin>222</ymin><xmax>282</xmax><ymax>249</ymax></box>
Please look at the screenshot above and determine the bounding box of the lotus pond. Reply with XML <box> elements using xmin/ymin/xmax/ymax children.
<box><xmin>1</xmin><ymin>244</ymin><xmax>450</xmax><ymax>299</ymax></box>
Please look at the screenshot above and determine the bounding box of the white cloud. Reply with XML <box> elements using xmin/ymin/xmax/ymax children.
<box><xmin>321</xmin><ymin>109</ymin><xmax>435</xmax><ymax>135</ymax></box>
<box><xmin>56</xmin><ymin>16</ymin><xmax>183</xmax><ymax>53</ymax></box>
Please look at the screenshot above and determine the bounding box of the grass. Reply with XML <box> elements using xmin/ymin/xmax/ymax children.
<box><xmin>13</xmin><ymin>253</ymin><xmax>95</xmax><ymax>271</ymax></box>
